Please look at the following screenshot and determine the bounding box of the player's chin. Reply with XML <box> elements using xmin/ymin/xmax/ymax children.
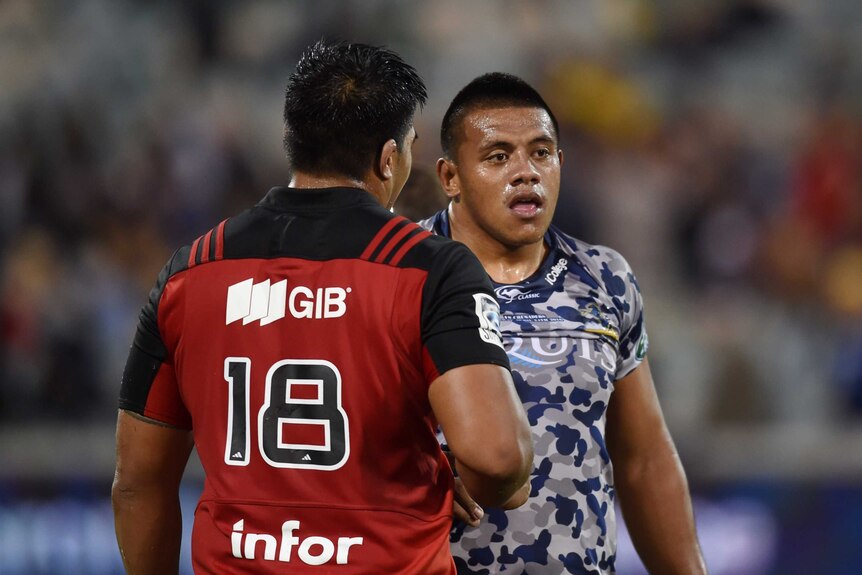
<box><xmin>502</xmin><ymin>226</ymin><xmax>546</xmax><ymax>248</ymax></box>
<box><xmin>511</xmin><ymin>215</ymin><xmax>550</xmax><ymax>237</ymax></box>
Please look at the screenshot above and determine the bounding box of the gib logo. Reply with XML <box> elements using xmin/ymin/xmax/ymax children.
<box><xmin>544</xmin><ymin>258</ymin><xmax>568</xmax><ymax>285</ymax></box>
<box><xmin>226</xmin><ymin>279</ymin><xmax>351</xmax><ymax>325</ymax></box>
<box><xmin>231</xmin><ymin>519</ymin><xmax>363</xmax><ymax>565</ymax></box>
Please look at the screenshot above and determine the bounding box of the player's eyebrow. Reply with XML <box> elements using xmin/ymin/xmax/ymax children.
<box><xmin>478</xmin><ymin>134</ymin><xmax>555</xmax><ymax>153</ymax></box>
<box><xmin>531</xmin><ymin>135</ymin><xmax>556</xmax><ymax>146</ymax></box>
<box><xmin>478</xmin><ymin>140</ymin><xmax>515</xmax><ymax>153</ymax></box>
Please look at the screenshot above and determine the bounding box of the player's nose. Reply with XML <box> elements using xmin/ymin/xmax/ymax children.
<box><xmin>509</xmin><ymin>152</ymin><xmax>541</xmax><ymax>187</ymax></box>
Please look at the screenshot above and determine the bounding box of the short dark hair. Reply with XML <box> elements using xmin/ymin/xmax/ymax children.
<box><xmin>283</xmin><ymin>41</ymin><xmax>427</xmax><ymax>180</ymax></box>
<box><xmin>440</xmin><ymin>72</ymin><xmax>559</xmax><ymax>159</ymax></box>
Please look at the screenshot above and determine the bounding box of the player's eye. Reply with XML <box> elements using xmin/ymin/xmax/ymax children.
<box><xmin>534</xmin><ymin>148</ymin><xmax>551</xmax><ymax>158</ymax></box>
<box><xmin>487</xmin><ymin>152</ymin><xmax>508</xmax><ymax>163</ymax></box>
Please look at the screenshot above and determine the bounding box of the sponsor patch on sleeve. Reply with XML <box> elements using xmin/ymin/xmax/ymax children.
<box><xmin>635</xmin><ymin>331</ymin><xmax>648</xmax><ymax>361</ymax></box>
<box><xmin>473</xmin><ymin>293</ymin><xmax>505</xmax><ymax>350</ymax></box>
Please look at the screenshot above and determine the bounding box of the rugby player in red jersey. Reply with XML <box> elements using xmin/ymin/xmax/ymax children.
<box><xmin>112</xmin><ymin>42</ymin><xmax>533</xmax><ymax>575</ymax></box>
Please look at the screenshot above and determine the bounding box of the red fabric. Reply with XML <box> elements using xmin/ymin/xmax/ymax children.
<box><xmin>188</xmin><ymin>236</ymin><xmax>202</xmax><ymax>268</ymax></box>
<box><xmin>215</xmin><ymin>219</ymin><xmax>227</xmax><ymax>260</ymax></box>
<box><xmin>199</xmin><ymin>230</ymin><xmax>214</xmax><ymax>264</ymax></box>
<box><xmin>142</xmin><ymin>361</ymin><xmax>191</xmax><ymax>429</ymax></box>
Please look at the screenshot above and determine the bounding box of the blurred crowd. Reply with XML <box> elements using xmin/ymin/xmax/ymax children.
<box><xmin>1</xmin><ymin>0</ymin><xmax>861</xmax><ymax>461</ymax></box>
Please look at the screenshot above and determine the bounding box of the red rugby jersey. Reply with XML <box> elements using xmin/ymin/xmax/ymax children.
<box><xmin>119</xmin><ymin>187</ymin><xmax>509</xmax><ymax>574</ymax></box>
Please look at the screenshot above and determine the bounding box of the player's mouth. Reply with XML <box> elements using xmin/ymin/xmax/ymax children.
<box><xmin>507</xmin><ymin>191</ymin><xmax>544</xmax><ymax>218</ymax></box>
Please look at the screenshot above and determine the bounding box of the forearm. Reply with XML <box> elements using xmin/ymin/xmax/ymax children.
<box><xmin>112</xmin><ymin>483</ymin><xmax>184</xmax><ymax>574</ymax></box>
<box><xmin>430</xmin><ymin>364</ymin><xmax>534</xmax><ymax>509</ymax></box>
<box><xmin>615</xmin><ymin>450</ymin><xmax>707</xmax><ymax>575</ymax></box>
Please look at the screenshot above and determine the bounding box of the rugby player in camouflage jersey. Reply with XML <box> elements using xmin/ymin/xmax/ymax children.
<box><xmin>420</xmin><ymin>73</ymin><xmax>707</xmax><ymax>575</ymax></box>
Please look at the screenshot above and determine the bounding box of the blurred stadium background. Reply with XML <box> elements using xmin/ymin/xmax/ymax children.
<box><xmin>1</xmin><ymin>0</ymin><xmax>861</xmax><ymax>573</ymax></box>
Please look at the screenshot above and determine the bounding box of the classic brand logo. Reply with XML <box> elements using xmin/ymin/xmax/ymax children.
<box><xmin>226</xmin><ymin>279</ymin><xmax>351</xmax><ymax>325</ymax></box>
<box><xmin>231</xmin><ymin>519</ymin><xmax>363</xmax><ymax>565</ymax></box>
<box><xmin>494</xmin><ymin>285</ymin><xmax>542</xmax><ymax>304</ymax></box>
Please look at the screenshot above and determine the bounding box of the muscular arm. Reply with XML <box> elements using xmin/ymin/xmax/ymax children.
<box><xmin>112</xmin><ymin>409</ymin><xmax>194</xmax><ymax>575</ymax></box>
<box><xmin>430</xmin><ymin>364</ymin><xmax>533</xmax><ymax>508</ymax></box>
<box><xmin>606</xmin><ymin>359</ymin><xmax>708</xmax><ymax>575</ymax></box>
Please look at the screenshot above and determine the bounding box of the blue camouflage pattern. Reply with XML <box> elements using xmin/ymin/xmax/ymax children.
<box><xmin>420</xmin><ymin>210</ymin><xmax>648</xmax><ymax>575</ymax></box>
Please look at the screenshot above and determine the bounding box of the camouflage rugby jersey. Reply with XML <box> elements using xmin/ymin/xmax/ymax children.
<box><xmin>421</xmin><ymin>210</ymin><xmax>648</xmax><ymax>575</ymax></box>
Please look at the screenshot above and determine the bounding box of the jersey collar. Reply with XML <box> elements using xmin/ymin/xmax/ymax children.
<box><xmin>259</xmin><ymin>186</ymin><xmax>380</xmax><ymax>211</ymax></box>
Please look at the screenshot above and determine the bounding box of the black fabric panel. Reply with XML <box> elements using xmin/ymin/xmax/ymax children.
<box><xmin>420</xmin><ymin>241</ymin><xmax>510</xmax><ymax>375</ymax></box>
<box><xmin>117</xmin><ymin>246</ymin><xmax>188</xmax><ymax>409</ymax></box>
<box><xmin>208</xmin><ymin>226</ymin><xmax>218</xmax><ymax>260</ymax></box>
<box><xmin>119</xmin><ymin>343</ymin><xmax>163</xmax><ymax>413</ymax></box>
<box><xmin>424</xmin><ymin>329</ymin><xmax>511</xmax><ymax>375</ymax></box>
<box><xmin>221</xmin><ymin>188</ymin><xmax>434</xmax><ymax>269</ymax></box>
<box><xmin>193</xmin><ymin>235</ymin><xmax>203</xmax><ymax>266</ymax></box>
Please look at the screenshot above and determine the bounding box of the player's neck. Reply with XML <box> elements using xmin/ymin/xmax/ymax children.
<box><xmin>289</xmin><ymin>171</ymin><xmax>389</xmax><ymax>206</ymax></box>
<box><xmin>449</xmin><ymin>211</ymin><xmax>548</xmax><ymax>285</ymax></box>
<box><xmin>476</xmin><ymin>243</ymin><xmax>548</xmax><ymax>285</ymax></box>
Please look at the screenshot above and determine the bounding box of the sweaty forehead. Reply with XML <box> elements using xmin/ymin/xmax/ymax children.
<box><xmin>460</xmin><ymin>106</ymin><xmax>555</xmax><ymax>148</ymax></box>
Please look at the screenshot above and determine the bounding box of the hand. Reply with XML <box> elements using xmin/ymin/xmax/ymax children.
<box><xmin>444</xmin><ymin>448</ymin><xmax>484</xmax><ymax>526</ymax></box>
<box><xmin>452</xmin><ymin>476</ymin><xmax>484</xmax><ymax>527</ymax></box>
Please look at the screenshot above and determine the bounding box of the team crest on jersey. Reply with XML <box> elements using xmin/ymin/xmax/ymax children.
<box><xmin>473</xmin><ymin>293</ymin><xmax>504</xmax><ymax>349</ymax></box>
<box><xmin>581</xmin><ymin>302</ymin><xmax>620</xmax><ymax>341</ymax></box>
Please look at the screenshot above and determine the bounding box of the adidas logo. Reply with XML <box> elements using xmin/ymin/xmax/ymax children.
<box><xmin>232</xmin><ymin>451</ymin><xmax>243</xmax><ymax>459</ymax></box>
<box><xmin>302</xmin><ymin>454</ymin><xmax>311</xmax><ymax>461</ymax></box>
<box><xmin>226</xmin><ymin>279</ymin><xmax>352</xmax><ymax>325</ymax></box>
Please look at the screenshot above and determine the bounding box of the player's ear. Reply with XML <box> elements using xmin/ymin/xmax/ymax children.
<box><xmin>377</xmin><ymin>138</ymin><xmax>399</xmax><ymax>181</ymax></box>
<box><xmin>558</xmin><ymin>148</ymin><xmax>564</xmax><ymax>166</ymax></box>
<box><xmin>436</xmin><ymin>157</ymin><xmax>460</xmax><ymax>201</ymax></box>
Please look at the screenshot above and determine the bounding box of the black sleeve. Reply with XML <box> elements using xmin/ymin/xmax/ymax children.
<box><xmin>420</xmin><ymin>241</ymin><xmax>510</xmax><ymax>377</ymax></box>
<box><xmin>118</xmin><ymin>248</ymin><xmax>181</xmax><ymax>415</ymax></box>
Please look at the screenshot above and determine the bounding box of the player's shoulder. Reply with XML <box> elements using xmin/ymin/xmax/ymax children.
<box><xmin>196</xmin><ymin>194</ymin><xmax>439</xmax><ymax>266</ymax></box>
<box><xmin>406</xmin><ymin>210</ymin><xmax>482</xmax><ymax>269</ymax></box>
<box><xmin>551</xmin><ymin>226</ymin><xmax>632</xmax><ymax>272</ymax></box>
<box><xmin>153</xmin><ymin>206</ymin><xmax>252</xmax><ymax>287</ymax></box>
<box><xmin>395</xmin><ymin>224</ymin><xmax>472</xmax><ymax>271</ymax></box>
<box><xmin>156</xmin><ymin>238</ymin><xmax>205</xmax><ymax>285</ymax></box>
<box><xmin>549</xmin><ymin>225</ymin><xmax>639</xmax><ymax>296</ymax></box>
<box><xmin>328</xmin><ymin>206</ymin><xmax>455</xmax><ymax>270</ymax></box>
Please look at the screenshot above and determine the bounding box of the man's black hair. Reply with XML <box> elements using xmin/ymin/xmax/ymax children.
<box><xmin>283</xmin><ymin>40</ymin><xmax>427</xmax><ymax>180</ymax></box>
<box><xmin>440</xmin><ymin>72</ymin><xmax>559</xmax><ymax>159</ymax></box>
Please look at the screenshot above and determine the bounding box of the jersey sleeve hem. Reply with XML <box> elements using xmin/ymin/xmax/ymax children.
<box><xmin>118</xmin><ymin>400</ymin><xmax>193</xmax><ymax>430</ymax></box>
<box><xmin>433</xmin><ymin>355</ymin><xmax>511</xmax><ymax>376</ymax></box>
<box><xmin>614</xmin><ymin>357</ymin><xmax>644</xmax><ymax>382</ymax></box>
